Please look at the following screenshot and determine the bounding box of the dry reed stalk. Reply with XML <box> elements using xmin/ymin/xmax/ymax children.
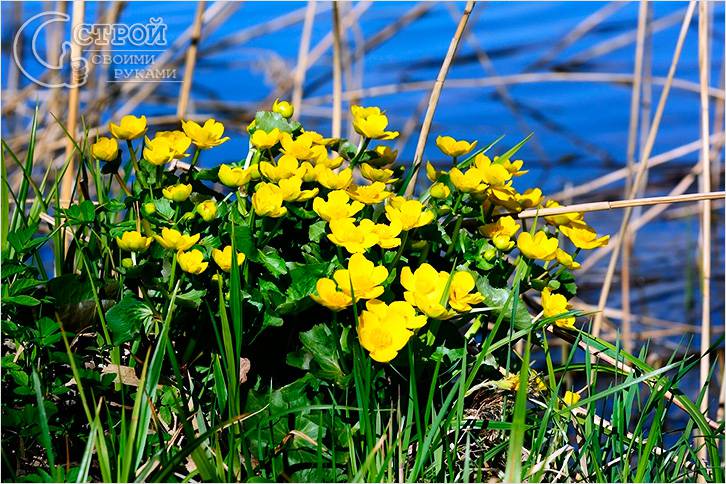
<box><xmin>696</xmin><ymin>2</ymin><xmax>712</xmax><ymax>475</ymax></box>
<box><xmin>331</xmin><ymin>2</ymin><xmax>343</xmax><ymax>138</ymax></box>
<box><xmin>621</xmin><ymin>0</ymin><xmax>650</xmax><ymax>354</ymax></box>
<box><xmin>405</xmin><ymin>1</ymin><xmax>476</xmax><ymax>197</ymax></box>
<box><xmin>579</xmin><ymin>163</ymin><xmax>703</xmax><ymax>272</ymax></box>
<box><xmin>303</xmin><ymin>72</ymin><xmax>724</xmax><ymax>106</ymax></box>
<box><xmin>60</xmin><ymin>0</ymin><xmax>85</xmax><ymax>210</ymax></box>
<box><xmin>177</xmin><ymin>1</ymin><xmax>206</xmax><ymax>119</ymax></box>
<box><xmin>591</xmin><ymin>2</ymin><xmax>697</xmax><ymax>338</ymax></box>
<box><xmin>518</xmin><ymin>191</ymin><xmax>724</xmax><ymax>219</ymax></box>
<box><xmin>291</xmin><ymin>1</ymin><xmax>317</xmax><ymax>116</ymax></box>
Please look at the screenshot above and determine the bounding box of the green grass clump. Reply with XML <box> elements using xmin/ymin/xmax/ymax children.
<box><xmin>1</xmin><ymin>104</ymin><xmax>723</xmax><ymax>482</ymax></box>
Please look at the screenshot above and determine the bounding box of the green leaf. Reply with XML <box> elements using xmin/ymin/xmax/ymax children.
<box><xmin>177</xmin><ymin>289</ymin><xmax>206</xmax><ymax>308</ymax></box>
<box><xmin>263</xmin><ymin>311</ymin><xmax>284</xmax><ymax>328</ymax></box>
<box><xmin>153</xmin><ymin>198</ymin><xmax>175</xmax><ymax>220</ymax></box>
<box><xmin>308</xmin><ymin>221</ymin><xmax>327</xmax><ymax>243</ymax></box>
<box><xmin>105</xmin><ymin>295</ymin><xmax>153</xmax><ymax>345</ymax></box>
<box><xmin>254</xmin><ymin>246</ymin><xmax>288</xmax><ymax>278</ymax></box>
<box><xmin>253</xmin><ymin>111</ymin><xmax>300</xmax><ymax>134</ymax></box>
<box><xmin>65</xmin><ymin>200</ymin><xmax>96</xmax><ymax>224</ymax></box>
<box><xmin>2</xmin><ymin>295</ymin><xmax>41</xmax><ymax>306</ymax></box>
<box><xmin>299</xmin><ymin>324</ymin><xmax>347</xmax><ymax>386</ymax></box>
<box><xmin>476</xmin><ymin>276</ymin><xmax>532</xmax><ymax>329</ymax></box>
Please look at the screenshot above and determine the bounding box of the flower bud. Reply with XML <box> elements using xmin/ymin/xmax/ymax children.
<box><xmin>484</xmin><ymin>248</ymin><xmax>496</xmax><ymax>261</ymax></box>
<box><xmin>196</xmin><ymin>200</ymin><xmax>218</xmax><ymax>222</ymax></box>
<box><xmin>430</xmin><ymin>182</ymin><xmax>451</xmax><ymax>199</ymax></box>
<box><xmin>143</xmin><ymin>202</ymin><xmax>156</xmax><ymax>215</ymax></box>
<box><xmin>121</xmin><ymin>257</ymin><xmax>134</xmax><ymax>269</ymax></box>
<box><xmin>273</xmin><ymin>98</ymin><xmax>294</xmax><ymax>118</ymax></box>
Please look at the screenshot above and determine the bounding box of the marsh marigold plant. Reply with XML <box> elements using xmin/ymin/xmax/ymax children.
<box><xmin>4</xmin><ymin>98</ymin><xmax>655</xmax><ymax>484</ymax></box>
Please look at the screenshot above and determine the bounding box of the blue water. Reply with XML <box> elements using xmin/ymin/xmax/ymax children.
<box><xmin>2</xmin><ymin>2</ymin><xmax>724</xmax><ymax>344</ymax></box>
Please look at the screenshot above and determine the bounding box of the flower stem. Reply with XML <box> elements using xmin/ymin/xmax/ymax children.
<box><xmin>186</xmin><ymin>148</ymin><xmax>201</xmax><ymax>182</ymax></box>
<box><xmin>349</xmin><ymin>137</ymin><xmax>371</xmax><ymax>167</ymax></box>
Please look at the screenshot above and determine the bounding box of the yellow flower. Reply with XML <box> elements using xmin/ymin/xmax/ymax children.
<box><xmin>143</xmin><ymin>136</ymin><xmax>176</xmax><ymax>166</ymax></box>
<box><xmin>162</xmin><ymin>183</ymin><xmax>193</xmax><ymax>202</ymax></box>
<box><xmin>328</xmin><ymin>218</ymin><xmax>379</xmax><ymax>254</ymax></box>
<box><xmin>311</xmin><ymin>146</ymin><xmax>343</xmax><ymax>168</ymax></box>
<box><xmin>497</xmin><ymin>156</ymin><xmax>528</xmax><ymax>176</ymax></box>
<box><xmin>332</xmin><ymin>253</ymin><xmax>388</xmax><ymax>300</ymax></box>
<box><xmin>250</xmin><ymin>128</ymin><xmax>281</xmax><ymax>150</ymax></box>
<box><xmin>385</xmin><ymin>196</ymin><xmax>434</xmax><ymax>230</ymax></box>
<box><xmin>351</xmin><ymin>105</ymin><xmax>399</xmax><ymax>140</ymax></box>
<box><xmin>116</xmin><ymin>230</ymin><xmax>152</xmax><ymax>252</ymax></box>
<box><xmin>426</xmin><ymin>161</ymin><xmax>445</xmax><ymax>182</ymax></box>
<box><xmin>109</xmin><ymin>115</ymin><xmax>147</xmax><ymax>140</ymax></box>
<box><xmin>555</xmin><ymin>248</ymin><xmax>581</xmax><ymax>270</ymax></box>
<box><xmin>479</xmin><ymin>216</ymin><xmax>520</xmax><ymax>251</ymax></box>
<box><xmin>449</xmin><ymin>167</ymin><xmax>485</xmax><ymax>193</ymax></box>
<box><xmin>435</xmin><ymin>135</ymin><xmax>477</xmax><ymax>157</ymax></box>
<box><xmin>277</xmin><ymin>176</ymin><xmax>319</xmax><ymax>202</ymax></box>
<box><xmin>311</xmin><ymin>278</ymin><xmax>353</xmax><ymax>311</ymax></box>
<box><xmin>155</xmin><ymin>130</ymin><xmax>191</xmax><ymax>159</ymax></box>
<box><xmin>372</xmin><ymin>219</ymin><xmax>402</xmax><ymax>249</ymax></box>
<box><xmin>358</xmin><ymin>301</ymin><xmax>412</xmax><ymax>363</ymax></box>
<box><xmin>517</xmin><ymin>231</ymin><xmax>558</xmax><ymax>261</ymax></box>
<box><xmin>196</xmin><ymin>200</ymin><xmax>218</xmax><ymax>222</ymax></box>
<box><xmin>487</xmin><ymin>185</ymin><xmax>520</xmax><ymax>211</ymax></box>
<box><xmin>154</xmin><ymin>228</ymin><xmax>200</xmax><ymax>251</ymax></box>
<box><xmin>563</xmin><ymin>390</ymin><xmax>581</xmax><ymax>407</ymax></box>
<box><xmin>317</xmin><ymin>167</ymin><xmax>353</xmax><ymax>190</ymax></box>
<box><xmin>91</xmin><ymin>137</ymin><xmax>119</xmax><ymax>161</ymax></box>
<box><xmin>448</xmin><ymin>271</ymin><xmax>484</xmax><ymax>312</ymax></box>
<box><xmin>400</xmin><ymin>264</ymin><xmax>455</xmax><ymax>320</ymax></box>
<box><xmin>251</xmin><ymin>182</ymin><xmax>287</xmax><ymax>218</ymax></box>
<box><xmin>300</xmin><ymin>162</ymin><xmax>319</xmax><ymax>183</ymax></box>
<box><xmin>347</xmin><ymin>182</ymin><xmax>392</xmax><ymax>205</ymax></box>
<box><xmin>312</xmin><ymin>190</ymin><xmax>364</xmax><ymax>222</ymax></box>
<box><xmin>473</xmin><ymin>154</ymin><xmax>512</xmax><ymax>187</ymax></box>
<box><xmin>259</xmin><ymin>154</ymin><xmax>305</xmax><ymax>182</ymax></box>
<box><xmin>541</xmin><ymin>287</ymin><xmax>575</xmax><ymax>329</ymax></box>
<box><xmin>360</xmin><ymin>163</ymin><xmax>397</xmax><ymax>183</ymax></box>
<box><xmin>543</xmin><ymin>200</ymin><xmax>584</xmax><ymax>226</ymax></box>
<box><xmin>280</xmin><ymin>132</ymin><xmax>315</xmax><ymax>160</ymax></box>
<box><xmin>218</xmin><ymin>164</ymin><xmax>252</xmax><ymax>188</ymax></box>
<box><xmin>177</xmin><ymin>249</ymin><xmax>208</xmax><ymax>274</ymax></box>
<box><xmin>494</xmin><ymin>373</ymin><xmax>521</xmax><ymax>392</ymax></box>
<box><xmin>367</xmin><ymin>299</ymin><xmax>427</xmax><ymax>330</ymax></box>
<box><xmin>559</xmin><ymin>223</ymin><xmax>609</xmax><ymax>250</ymax></box>
<box><xmin>430</xmin><ymin>182</ymin><xmax>451</xmax><ymax>199</ymax></box>
<box><xmin>181</xmin><ymin>119</ymin><xmax>230</xmax><ymax>149</ymax></box>
<box><xmin>302</xmin><ymin>130</ymin><xmax>332</xmax><ymax>146</ymax></box>
<box><xmin>212</xmin><ymin>245</ymin><xmax>245</xmax><ymax>272</ymax></box>
<box><xmin>517</xmin><ymin>188</ymin><xmax>543</xmax><ymax>209</ymax></box>
<box><xmin>368</xmin><ymin>145</ymin><xmax>398</xmax><ymax>167</ymax></box>
<box><xmin>272</xmin><ymin>98</ymin><xmax>294</xmax><ymax>118</ymax></box>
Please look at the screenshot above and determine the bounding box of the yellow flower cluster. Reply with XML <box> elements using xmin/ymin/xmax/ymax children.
<box><xmin>400</xmin><ymin>264</ymin><xmax>483</xmax><ymax>319</ymax></box>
